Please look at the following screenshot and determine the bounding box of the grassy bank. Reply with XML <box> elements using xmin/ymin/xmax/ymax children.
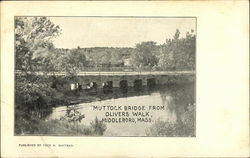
<box><xmin>15</xmin><ymin>110</ymin><xmax>106</xmax><ymax>136</ymax></box>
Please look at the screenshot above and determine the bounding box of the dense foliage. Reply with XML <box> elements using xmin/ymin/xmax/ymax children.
<box><xmin>147</xmin><ymin>103</ymin><xmax>195</xmax><ymax>137</ymax></box>
<box><xmin>158</xmin><ymin>29</ymin><xmax>196</xmax><ymax>70</ymax></box>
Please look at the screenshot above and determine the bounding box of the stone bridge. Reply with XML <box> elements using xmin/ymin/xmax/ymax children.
<box><xmin>50</xmin><ymin>71</ymin><xmax>195</xmax><ymax>90</ymax></box>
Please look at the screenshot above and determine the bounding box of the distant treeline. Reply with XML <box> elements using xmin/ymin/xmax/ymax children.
<box><xmin>52</xmin><ymin>47</ymin><xmax>134</xmax><ymax>72</ymax></box>
<box><xmin>33</xmin><ymin>31</ymin><xmax>195</xmax><ymax>73</ymax></box>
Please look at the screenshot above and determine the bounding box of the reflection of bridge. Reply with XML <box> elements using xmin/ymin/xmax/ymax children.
<box><xmin>50</xmin><ymin>71</ymin><xmax>195</xmax><ymax>90</ymax></box>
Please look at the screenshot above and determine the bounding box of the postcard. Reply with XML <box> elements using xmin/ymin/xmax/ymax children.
<box><xmin>1</xmin><ymin>1</ymin><xmax>249</xmax><ymax>157</ymax></box>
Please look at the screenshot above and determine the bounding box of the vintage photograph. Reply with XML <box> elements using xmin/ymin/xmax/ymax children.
<box><xmin>15</xmin><ymin>17</ymin><xmax>196</xmax><ymax>136</ymax></box>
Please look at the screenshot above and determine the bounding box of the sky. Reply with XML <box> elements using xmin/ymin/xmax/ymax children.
<box><xmin>49</xmin><ymin>17</ymin><xmax>196</xmax><ymax>49</ymax></box>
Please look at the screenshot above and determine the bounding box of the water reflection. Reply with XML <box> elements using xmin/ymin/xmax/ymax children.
<box><xmin>50</xmin><ymin>82</ymin><xmax>195</xmax><ymax>136</ymax></box>
<box><xmin>159</xmin><ymin>83</ymin><xmax>195</xmax><ymax>123</ymax></box>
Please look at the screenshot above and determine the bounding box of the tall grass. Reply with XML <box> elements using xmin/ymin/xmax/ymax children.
<box><xmin>15</xmin><ymin>110</ymin><xmax>106</xmax><ymax>136</ymax></box>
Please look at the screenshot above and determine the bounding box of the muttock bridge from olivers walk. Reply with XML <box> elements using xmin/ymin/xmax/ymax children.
<box><xmin>47</xmin><ymin>71</ymin><xmax>195</xmax><ymax>90</ymax></box>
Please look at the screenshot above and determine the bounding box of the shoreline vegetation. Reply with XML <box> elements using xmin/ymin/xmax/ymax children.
<box><xmin>15</xmin><ymin>80</ymin><xmax>195</xmax><ymax>136</ymax></box>
<box><xmin>15</xmin><ymin>17</ymin><xmax>195</xmax><ymax>136</ymax></box>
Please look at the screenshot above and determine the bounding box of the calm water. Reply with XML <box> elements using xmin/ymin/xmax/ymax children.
<box><xmin>49</xmin><ymin>82</ymin><xmax>195</xmax><ymax>136</ymax></box>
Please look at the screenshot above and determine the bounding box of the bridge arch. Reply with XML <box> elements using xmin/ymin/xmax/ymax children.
<box><xmin>102</xmin><ymin>81</ymin><xmax>113</xmax><ymax>93</ymax></box>
<box><xmin>134</xmin><ymin>79</ymin><xmax>143</xmax><ymax>90</ymax></box>
<box><xmin>119</xmin><ymin>80</ymin><xmax>128</xmax><ymax>90</ymax></box>
<box><xmin>147</xmin><ymin>78</ymin><xmax>156</xmax><ymax>88</ymax></box>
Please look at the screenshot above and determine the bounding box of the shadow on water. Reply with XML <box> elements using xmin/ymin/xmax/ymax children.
<box><xmin>70</xmin><ymin>81</ymin><xmax>194</xmax><ymax>106</ymax></box>
<box><xmin>159</xmin><ymin>82</ymin><xmax>195</xmax><ymax>122</ymax></box>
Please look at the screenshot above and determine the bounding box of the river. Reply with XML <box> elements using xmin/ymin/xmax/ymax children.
<box><xmin>49</xmin><ymin>82</ymin><xmax>195</xmax><ymax>136</ymax></box>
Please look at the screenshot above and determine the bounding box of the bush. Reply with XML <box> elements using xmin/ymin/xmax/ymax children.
<box><xmin>90</xmin><ymin>117</ymin><xmax>107</xmax><ymax>135</ymax></box>
<box><xmin>147</xmin><ymin>103</ymin><xmax>195</xmax><ymax>137</ymax></box>
<box><xmin>60</xmin><ymin>107</ymin><xmax>85</xmax><ymax>123</ymax></box>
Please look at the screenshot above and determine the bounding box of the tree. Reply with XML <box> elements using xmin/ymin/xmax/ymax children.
<box><xmin>158</xmin><ymin>29</ymin><xmax>196</xmax><ymax>70</ymax></box>
<box><xmin>158</xmin><ymin>44</ymin><xmax>175</xmax><ymax>70</ymax></box>
<box><xmin>173</xmin><ymin>29</ymin><xmax>180</xmax><ymax>40</ymax></box>
<box><xmin>131</xmin><ymin>41</ymin><xmax>158</xmax><ymax>70</ymax></box>
<box><xmin>110</xmin><ymin>50</ymin><xmax>122</xmax><ymax>66</ymax></box>
<box><xmin>15</xmin><ymin>17</ymin><xmax>61</xmax><ymax>124</ymax></box>
<box><xmin>15</xmin><ymin>17</ymin><xmax>61</xmax><ymax>72</ymax></box>
<box><xmin>64</xmin><ymin>49</ymin><xmax>87</xmax><ymax>74</ymax></box>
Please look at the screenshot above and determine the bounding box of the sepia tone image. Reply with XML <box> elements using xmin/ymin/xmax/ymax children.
<box><xmin>15</xmin><ymin>17</ymin><xmax>196</xmax><ymax>136</ymax></box>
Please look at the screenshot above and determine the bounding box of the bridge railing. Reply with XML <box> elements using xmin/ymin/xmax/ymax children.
<box><xmin>40</xmin><ymin>71</ymin><xmax>195</xmax><ymax>76</ymax></box>
<box><xmin>16</xmin><ymin>70</ymin><xmax>195</xmax><ymax>76</ymax></box>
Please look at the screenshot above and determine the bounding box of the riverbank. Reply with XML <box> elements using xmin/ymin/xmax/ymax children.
<box><xmin>15</xmin><ymin>107</ymin><xmax>107</xmax><ymax>136</ymax></box>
